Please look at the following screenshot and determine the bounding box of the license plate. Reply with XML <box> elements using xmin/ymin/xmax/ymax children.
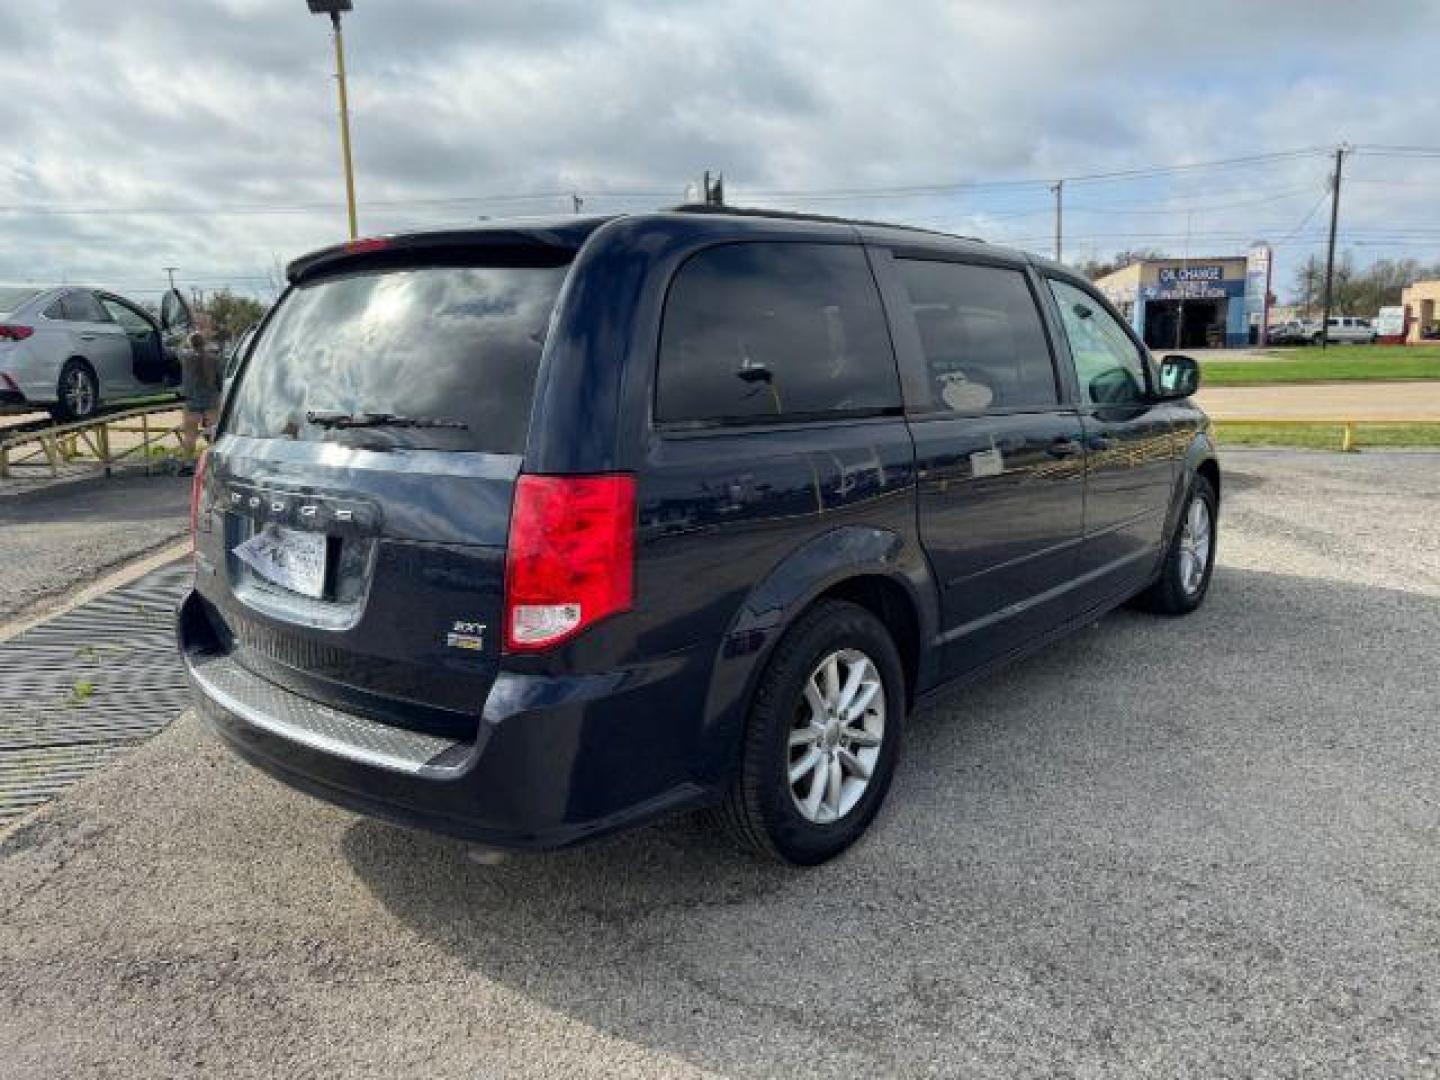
<box><xmin>233</xmin><ymin>523</ymin><xmax>328</xmax><ymax>599</ymax></box>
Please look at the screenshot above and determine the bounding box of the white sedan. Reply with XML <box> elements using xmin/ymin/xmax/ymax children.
<box><xmin>0</xmin><ymin>285</ymin><xmax>183</xmax><ymax>421</ymax></box>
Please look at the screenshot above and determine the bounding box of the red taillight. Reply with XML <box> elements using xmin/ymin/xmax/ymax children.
<box><xmin>503</xmin><ymin>474</ymin><xmax>635</xmax><ymax>653</ymax></box>
<box><xmin>190</xmin><ymin>449</ymin><xmax>210</xmax><ymax>552</ymax></box>
<box><xmin>0</xmin><ymin>325</ymin><xmax>34</xmax><ymax>341</ymax></box>
<box><xmin>344</xmin><ymin>237</ymin><xmax>389</xmax><ymax>254</ymax></box>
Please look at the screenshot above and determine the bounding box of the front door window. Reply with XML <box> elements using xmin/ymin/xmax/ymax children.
<box><xmin>1047</xmin><ymin>279</ymin><xmax>1149</xmax><ymax>406</ymax></box>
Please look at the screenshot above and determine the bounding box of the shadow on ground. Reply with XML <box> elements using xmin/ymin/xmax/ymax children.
<box><xmin>0</xmin><ymin>472</ymin><xmax>190</xmax><ymax>528</ymax></box>
<box><xmin>341</xmin><ymin>565</ymin><xmax>1440</xmax><ymax>1075</ymax></box>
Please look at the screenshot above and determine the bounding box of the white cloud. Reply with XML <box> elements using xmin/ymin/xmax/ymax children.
<box><xmin>0</xmin><ymin>0</ymin><xmax>1436</xmax><ymax>300</ymax></box>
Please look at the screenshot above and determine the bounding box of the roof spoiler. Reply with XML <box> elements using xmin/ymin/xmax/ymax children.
<box><xmin>286</xmin><ymin>227</ymin><xmax>592</xmax><ymax>285</ymax></box>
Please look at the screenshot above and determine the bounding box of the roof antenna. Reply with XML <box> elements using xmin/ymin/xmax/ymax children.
<box><xmin>703</xmin><ymin>171</ymin><xmax>725</xmax><ymax>206</ymax></box>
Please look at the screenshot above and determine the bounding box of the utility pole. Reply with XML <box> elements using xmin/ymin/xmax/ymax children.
<box><xmin>1319</xmin><ymin>144</ymin><xmax>1347</xmax><ymax>351</ymax></box>
<box><xmin>163</xmin><ymin>267</ymin><xmax>178</xmax><ymax>291</ymax></box>
<box><xmin>1051</xmin><ymin>180</ymin><xmax>1064</xmax><ymax>262</ymax></box>
<box><xmin>1175</xmin><ymin>210</ymin><xmax>1192</xmax><ymax>351</ymax></box>
<box><xmin>571</xmin><ymin>193</ymin><xmax>584</xmax><ymax>215</ymax></box>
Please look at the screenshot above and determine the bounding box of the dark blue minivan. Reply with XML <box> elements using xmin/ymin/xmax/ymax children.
<box><xmin>179</xmin><ymin>208</ymin><xmax>1218</xmax><ymax>864</ymax></box>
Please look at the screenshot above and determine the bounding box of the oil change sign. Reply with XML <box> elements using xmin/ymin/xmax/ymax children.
<box><xmin>1145</xmin><ymin>265</ymin><xmax>1240</xmax><ymax>301</ymax></box>
<box><xmin>1158</xmin><ymin>266</ymin><xmax>1224</xmax><ymax>285</ymax></box>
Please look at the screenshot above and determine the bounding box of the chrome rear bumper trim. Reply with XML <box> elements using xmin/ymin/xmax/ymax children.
<box><xmin>188</xmin><ymin>652</ymin><xmax>465</xmax><ymax>776</ymax></box>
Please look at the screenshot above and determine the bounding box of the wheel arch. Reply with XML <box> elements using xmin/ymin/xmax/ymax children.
<box><xmin>1161</xmin><ymin>429</ymin><xmax>1221</xmax><ymax>546</ymax></box>
<box><xmin>695</xmin><ymin>525</ymin><xmax>938</xmax><ymax>792</ymax></box>
<box><xmin>1195</xmin><ymin>454</ymin><xmax>1220</xmax><ymax>505</ymax></box>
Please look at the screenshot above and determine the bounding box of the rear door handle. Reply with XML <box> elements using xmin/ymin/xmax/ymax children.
<box><xmin>1047</xmin><ymin>437</ymin><xmax>1082</xmax><ymax>459</ymax></box>
<box><xmin>79</xmin><ymin>332</ymin><xmax>96</xmax><ymax>341</ymax></box>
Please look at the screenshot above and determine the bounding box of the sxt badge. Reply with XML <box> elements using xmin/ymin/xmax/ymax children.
<box><xmin>446</xmin><ymin>620</ymin><xmax>486</xmax><ymax>652</ymax></box>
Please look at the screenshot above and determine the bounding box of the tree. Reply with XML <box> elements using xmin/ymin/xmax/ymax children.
<box><xmin>1291</xmin><ymin>255</ymin><xmax>1324</xmax><ymax>318</ymax></box>
<box><xmin>202</xmin><ymin>290</ymin><xmax>266</xmax><ymax>347</ymax></box>
<box><xmin>1075</xmin><ymin>248</ymin><xmax>1167</xmax><ymax>281</ymax></box>
<box><xmin>1294</xmin><ymin>252</ymin><xmax>1440</xmax><ymax>317</ymax></box>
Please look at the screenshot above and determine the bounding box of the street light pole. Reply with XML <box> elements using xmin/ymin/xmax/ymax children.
<box><xmin>308</xmin><ymin>1</ymin><xmax>358</xmax><ymax>239</ymax></box>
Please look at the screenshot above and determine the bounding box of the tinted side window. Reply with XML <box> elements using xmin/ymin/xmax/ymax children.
<box><xmin>1048</xmin><ymin>279</ymin><xmax>1149</xmax><ymax>405</ymax></box>
<box><xmin>896</xmin><ymin>260</ymin><xmax>1058</xmax><ymax>413</ymax></box>
<box><xmin>62</xmin><ymin>291</ymin><xmax>112</xmax><ymax>323</ymax></box>
<box><xmin>657</xmin><ymin>242</ymin><xmax>899</xmax><ymax>424</ymax></box>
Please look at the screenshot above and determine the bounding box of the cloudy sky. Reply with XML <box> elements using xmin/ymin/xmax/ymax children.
<box><xmin>2</xmin><ymin>0</ymin><xmax>1437</xmax><ymax>303</ymax></box>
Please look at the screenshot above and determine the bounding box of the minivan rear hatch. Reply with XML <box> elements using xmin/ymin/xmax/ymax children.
<box><xmin>197</xmin><ymin>232</ymin><xmax>582</xmax><ymax>739</ymax></box>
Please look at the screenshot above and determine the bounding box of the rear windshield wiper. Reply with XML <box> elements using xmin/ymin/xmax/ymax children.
<box><xmin>305</xmin><ymin>410</ymin><xmax>469</xmax><ymax>431</ymax></box>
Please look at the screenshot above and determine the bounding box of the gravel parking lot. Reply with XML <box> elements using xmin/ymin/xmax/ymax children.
<box><xmin>2</xmin><ymin>451</ymin><xmax>1438</xmax><ymax>1078</ymax></box>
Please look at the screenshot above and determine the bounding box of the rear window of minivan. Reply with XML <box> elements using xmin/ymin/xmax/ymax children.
<box><xmin>225</xmin><ymin>261</ymin><xmax>570</xmax><ymax>454</ymax></box>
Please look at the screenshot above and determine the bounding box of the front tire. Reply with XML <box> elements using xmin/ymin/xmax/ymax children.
<box><xmin>713</xmin><ymin>600</ymin><xmax>904</xmax><ymax>865</ymax></box>
<box><xmin>51</xmin><ymin>359</ymin><xmax>100</xmax><ymax>422</ymax></box>
<box><xmin>1136</xmin><ymin>473</ymin><xmax>1217</xmax><ymax>615</ymax></box>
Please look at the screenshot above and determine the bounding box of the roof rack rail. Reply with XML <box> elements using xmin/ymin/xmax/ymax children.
<box><xmin>670</xmin><ymin>203</ymin><xmax>985</xmax><ymax>243</ymax></box>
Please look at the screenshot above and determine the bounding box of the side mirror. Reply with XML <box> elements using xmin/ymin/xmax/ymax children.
<box><xmin>160</xmin><ymin>288</ymin><xmax>193</xmax><ymax>333</ymax></box>
<box><xmin>1157</xmin><ymin>354</ymin><xmax>1200</xmax><ymax>400</ymax></box>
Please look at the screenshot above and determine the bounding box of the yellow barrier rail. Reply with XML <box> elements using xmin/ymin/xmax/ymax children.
<box><xmin>0</xmin><ymin>402</ymin><xmax>189</xmax><ymax>480</ymax></box>
<box><xmin>1213</xmin><ymin>417</ymin><xmax>1440</xmax><ymax>452</ymax></box>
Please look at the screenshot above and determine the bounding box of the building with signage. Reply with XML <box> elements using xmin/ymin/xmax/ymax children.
<box><xmin>1093</xmin><ymin>247</ymin><xmax>1272</xmax><ymax>349</ymax></box>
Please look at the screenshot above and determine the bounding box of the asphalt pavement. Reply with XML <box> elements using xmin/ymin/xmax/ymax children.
<box><xmin>0</xmin><ymin>473</ymin><xmax>190</xmax><ymax>622</ymax></box>
<box><xmin>1</xmin><ymin>451</ymin><xmax>1438</xmax><ymax>1078</ymax></box>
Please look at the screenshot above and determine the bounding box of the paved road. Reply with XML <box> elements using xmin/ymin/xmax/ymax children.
<box><xmin>2</xmin><ymin>452</ymin><xmax>1438</xmax><ymax>1078</ymax></box>
<box><xmin>0</xmin><ymin>473</ymin><xmax>190</xmax><ymax>621</ymax></box>
<box><xmin>1198</xmin><ymin>379</ymin><xmax>1440</xmax><ymax>420</ymax></box>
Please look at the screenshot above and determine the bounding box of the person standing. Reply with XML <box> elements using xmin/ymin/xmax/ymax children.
<box><xmin>177</xmin><ymin>313</ymin><xmax>221</xmax><ymax>476</ymax></box>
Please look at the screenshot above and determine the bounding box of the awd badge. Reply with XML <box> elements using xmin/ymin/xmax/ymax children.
<box><xmin>445</xmin><ymin>620</ymin><xmax>486</xmax><ymax>652</ymax></box>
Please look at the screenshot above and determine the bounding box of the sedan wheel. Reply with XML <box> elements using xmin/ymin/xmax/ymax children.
<box><xmin>54</xmin><ymin>360</ymin><xmax>99</xmax><ymax>421</ymax></box>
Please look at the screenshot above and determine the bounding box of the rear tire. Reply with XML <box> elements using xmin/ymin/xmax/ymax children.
<box><xmin>51</xmin><ymin>359</ymin><xmax>99</xmax><ymax>422</ymax></box>
<box><xmin>1136</xmin><ymin>473</ymin><xmax>1217</xmax><ymax>615</ymax></box>
<box><xmin>712</xmin><ymin>599</ymin><xmax>904</xmax><ymax>865</ymax></box>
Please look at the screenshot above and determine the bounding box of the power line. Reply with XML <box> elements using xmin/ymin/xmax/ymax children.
<box><xmin>0</xmin><ymin>146</ymin><xmax>1345</xmax><ymax>220</ymax></box>
<box><xmin>1064</xmin><ymin>185</ymin><xmax>1317</xmax><ymax>216</ymax></box>
<box><xmin>1272</xmin><ymin>189</ymin><xmax>1333</xmax><ymax>245</ymax></box>
<box><xmin>4</xmin><ymin>145</ymin><xmax>1437</xmax><ymax>222</ymax></box>
<box><xmin>1061</xmin><ymin>147</ymin><xmax>1330</xmax><ymax>186</ymax></box>
<box><xmin>1352</xmin><ymin>144</ymin><xmax>1440</xmax><ymax>157</ymax></box>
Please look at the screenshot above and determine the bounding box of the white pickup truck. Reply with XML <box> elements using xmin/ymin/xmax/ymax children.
<box><xmin>1302</xmin><ymin>316</ymin><xmax>1376</xmax><ymax>345</ymax></box>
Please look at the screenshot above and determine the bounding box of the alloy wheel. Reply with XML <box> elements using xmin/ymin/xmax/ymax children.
<box><xmin>1178</xmin><ymin>496</ymin><xmax>1212</xmax><ymax>596</ymax></box>
<box><xmin>787</xmin><ymin>648</ymin><xmax>886</xmax><ymax>824</ymax></box>
<box><xmin>64</xmin><ymin>368</ymin><xmax>96</xmax><ymax>417</ymax></box>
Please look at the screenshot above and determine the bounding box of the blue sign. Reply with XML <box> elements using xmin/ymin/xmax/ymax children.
<box><xmin>1142</xmin><ymin>279</ymin><xmax>1244</xmax><ymax>301</ymax></box>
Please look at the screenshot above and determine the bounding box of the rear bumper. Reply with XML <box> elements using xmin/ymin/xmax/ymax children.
<box><xmin>178</xmin><ymin>590</ymin><xmax>715</xmax><ymax>849</ymax></box>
